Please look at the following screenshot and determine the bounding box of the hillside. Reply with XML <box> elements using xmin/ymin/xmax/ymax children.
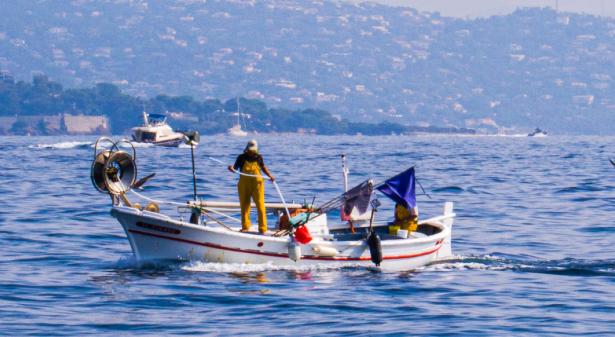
<box><xmin>1</xmin><ymin>1</ymin><xmax>614</xmax><ymax>134</ymax></box>
<box><xmin>0</xmin><ymin>75</ymin><xmax>474</xmax><ymax>135</ymax></box>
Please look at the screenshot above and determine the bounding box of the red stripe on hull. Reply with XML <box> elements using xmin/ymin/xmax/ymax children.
<box><xmin>127</xmin><ymin>229</ymin><xmax>442</xmax><ymax>261</ymax></box>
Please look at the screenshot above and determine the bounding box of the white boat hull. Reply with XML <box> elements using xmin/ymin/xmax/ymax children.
<box><xmin>227</xmin><ymin>124</ymin><xmax>248</xmax><ymax>137</ymax></box>
<box><xmin>112</xmin><ymin>205</ymin><xmax>454</xmax><ymax>270</ymax></box>
<box><xmin>131</xmin><ymin>136</ymin><xmax>185</xmax><ymax>147</ymax></box>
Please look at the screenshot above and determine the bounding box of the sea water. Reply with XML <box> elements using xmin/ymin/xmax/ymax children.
<box><xmin>1</xmin><ymin>134</ymin><xmax>614</xmax><ymax>336</ymax></box>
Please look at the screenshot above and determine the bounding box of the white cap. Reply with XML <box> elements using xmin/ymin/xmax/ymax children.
<box><xmin>246</xmin><ymin>139</ymin><xmax>258</xmax><ymax>151</ymax></box>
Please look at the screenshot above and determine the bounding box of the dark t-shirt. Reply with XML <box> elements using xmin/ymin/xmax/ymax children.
<box><xmin>233</xmin><ymin>152</ymin><xmax>265</xmax><ymax>171</ymax></box>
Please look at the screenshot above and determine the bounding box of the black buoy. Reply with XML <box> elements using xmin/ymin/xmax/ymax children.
<box><xmin>367</xmin><ymin>230</ymin><xmax>383</xmax><ymax>266</ymax></box>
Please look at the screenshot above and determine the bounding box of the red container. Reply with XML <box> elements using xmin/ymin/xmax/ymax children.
<box><xmin>294</xmin><ymin>225</ymin><xmax>312</xmax><ymax>244</ymax></box>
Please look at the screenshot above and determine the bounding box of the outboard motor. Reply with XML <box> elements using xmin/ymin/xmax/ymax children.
<box><xmin>90</xmin><ymin>137</ymin><xmax>138</xmax><ymax>202</ymax></box>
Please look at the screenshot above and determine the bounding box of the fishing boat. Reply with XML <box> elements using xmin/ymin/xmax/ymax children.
<box><xmin>91</xmin><ymin>137</ymin><xmax>456</xmax><ymax>270</ymax></box>
<box><xmin>528</xmin><ymin>128</ymin><xmax>548</xmax><ymax>137</ymax></box>
<box><xmin>132</xmin><ymin>112</ymin><xmax>186</xmax><ymax>147</ymax></box>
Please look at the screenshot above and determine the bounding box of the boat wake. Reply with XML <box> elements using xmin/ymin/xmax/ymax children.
<box><xmin>112</xmin><ymin>254</ymin><xmax>615</xmax><ymax>277</ymax></box>
<box><xmin>181</xmin><ymin>261</ymin><xmax>363</xmax><ymax>273</ymax></box>
<box><xmin>29</xmin><ymin>141</ymin><xmax>92</xmax><ymax>149</ymax></box>
<box><xmin>424</xmin><ymin>254</ymin><xmax>615</xmax><ymax>276</ymax></box>
<box><xmin>29</xmin><ymin>140</ymin><xmax>155</xmax><ymax>149</ymax></box>
<box><xmin>444</xmin><ymin>133</ymin><xmax>529</xmax><ymax>138</ymax></box>
<box><xmin>120</xmin><ymin>141</ymin><xmax>153</xmax><ymax>148</ymax></box>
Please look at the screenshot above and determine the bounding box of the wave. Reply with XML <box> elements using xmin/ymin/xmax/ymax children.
<box><xmin>29</xmin><ymin>141</ymin><xmax>92</xmax><ymax>149</ymax></box>
<box><xmin>110</xmin><ymin>253</ymin><xmax>615</xmax><ymax>277</ymax></box>
<box><xmin>444</xmin><ymin>133</ymin><xmax>529</xmax><ymax>138</ymax></box>
<box><xmin>181</xmin><ymin>261</ymin><xmax>363</xmax><ymax>273</ymax></box>
<box><xmin>495</xmin><ymin>133</ymin><xmax>529</xmax><ymax>138</ymax></box>
<box><xmin>28</xmin><ymin>140</ymin><xmax>158</xmax><ymax>150</ymax></box>
<box><xmin>432</xmin><ymin>186</ymin><xmax>465</xmax><ymax>193</ymax></box>
<box><xmin>555</xmin><ymin>185</ymin><xmax>604</xmax><ymax>194</ymax></box>
<box><xmin>424</xmin><ymin>254</ymin><xmax>615</xmax><ymax>276</ymax></box>
<box><xmin>122</xmin><ymin>141</ymin><xmax>154</xmax><ymax>148</ymax></box>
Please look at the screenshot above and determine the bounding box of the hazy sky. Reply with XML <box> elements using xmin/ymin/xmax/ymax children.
<box><xmin>364</xmin><ymin>0</ymin><xmax>615</xmax><ymax>18</ymax></box>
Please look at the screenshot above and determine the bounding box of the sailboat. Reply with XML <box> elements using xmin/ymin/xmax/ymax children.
<box><xmin>227</xmin><ymin>98</ymin><xmax>248</xmax><ymax>137</ymax></box>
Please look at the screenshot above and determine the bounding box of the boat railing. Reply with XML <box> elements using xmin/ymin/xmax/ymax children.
<box><xmin>418</xmin><ymin>213</ymin><xmax>456</xmax><ymax>225</ymax></box>
<box><xmin>187</xmin><ymin>200</ymin><xmax>304</xmax><ymax>211</ymax></box>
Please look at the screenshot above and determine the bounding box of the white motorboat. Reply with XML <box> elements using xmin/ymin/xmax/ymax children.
<box><xmin>132</xmin><ymin>112</ymin><xmax>186</xmax><ymax>147</ymax></box>
<box><xmin>91</xmin><ymin>137</ymin><xmax>456</xmax><ymax>270</ymax></box>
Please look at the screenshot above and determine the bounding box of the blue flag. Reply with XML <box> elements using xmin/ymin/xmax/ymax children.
<box><xmin>376</xmin><ymin>167</ymin><xmax>416</xmax><ymax>209</ymax></box>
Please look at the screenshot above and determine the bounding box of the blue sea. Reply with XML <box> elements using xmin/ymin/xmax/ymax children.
<box><xmin>1</xmin><ymin>134</ymin><xmax>614</xmax><ymax>336</ymax></box>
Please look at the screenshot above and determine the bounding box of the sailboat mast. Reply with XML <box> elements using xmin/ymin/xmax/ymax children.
<box><xmin>234</xmin><ymin>97</ymin><xmax>239</xmax><ymax>126</ymax></box>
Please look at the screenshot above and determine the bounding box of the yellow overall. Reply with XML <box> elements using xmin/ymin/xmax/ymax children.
<box><xmin>394</xmin><ymin>204</ymin><xmax>418</xmax><ymax>233</ymax></box>
<box><xmin>238</xmin><ymin>160</ymin><xmax>267</xmax><ymax>233</ymax></box>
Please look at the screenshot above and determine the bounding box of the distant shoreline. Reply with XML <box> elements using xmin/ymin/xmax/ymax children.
<box><xmin>0</xmin><ymin>76</ymin><xmax>476</xmax><ymax>137</ymax></box>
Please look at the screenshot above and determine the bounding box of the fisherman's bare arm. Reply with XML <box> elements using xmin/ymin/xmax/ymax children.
<box><xmin>262</xmin><ymin>165</ymin><xmax>275</xmax><ymax>182</ymax></box>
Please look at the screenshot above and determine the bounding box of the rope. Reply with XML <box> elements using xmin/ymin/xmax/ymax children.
<box><xmin>199</xmin><ymin>207</ymin><xmax>242</xmax><ymax>223</ymax></box>
<box><xmin>272</xmin><ymin>181</ymin><xmax>291</xmax><ymax>221</ymax></box>
<box><xmin>200</xmin><ymin>211</ymin><xmax>235</xmax><ymax>231</ymax></box>
<box><xmin>130</xmin><ymin>189</ymin><xmax>186</xmax><ymax>207</ymax></box>
<box><xmin>131</xmin><ymin>156</ymin><xmax>294</xmax><ymax>236</ymax></box>
<box><xmin>207</xmin><ymin>156</ymin><xmax>292</xmax><ymax>216</ymax></box>
<box><xmin>415</xmin><ymin>177</ymin><xmax>432</xmax><ymax>199</ymax></box>
<box><xmin>130</xmin><ymin>189</ymin><xmax>242</xmax><ymax>229</ymax></box>
<box><xmin>207</xmin><ymin>156</ymin><xmax>270</xmax><ymax>179</ymax></box>
<box><xmin>207</xmin><ymin>156</ymin><xmax>226</xmax><ymax>165</ymax></box>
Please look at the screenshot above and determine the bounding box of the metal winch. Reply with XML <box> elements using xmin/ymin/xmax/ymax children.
<box><xmin>90</xmin><ymin>137</ymin><xmax>138</xmax><ymax>199</ymax></box>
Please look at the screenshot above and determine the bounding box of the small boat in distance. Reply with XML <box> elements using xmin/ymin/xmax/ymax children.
<box><xmin>528</xmin><ymin>128</ymin><xmax>548</xmax><ymax>137</ymax></box>
<box><xmin>227</xmin><ymin>97</ymin><xmax>249</xmax><ymax>137</ymax></box>
<box><xmin>227</xmin><ymin>122</ymin><xmax>248</xmax><ymax>137</ymax></box>
<box><xmin>132</xmin><ymin>112</ymin><xmax>186</xmax><ymax>147</ymax></box>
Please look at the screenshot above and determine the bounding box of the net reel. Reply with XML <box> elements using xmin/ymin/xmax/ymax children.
<box><xmin>91</xmin><ymin>137</ymin><xmax>138</xmax><ymax>196</ymax></box>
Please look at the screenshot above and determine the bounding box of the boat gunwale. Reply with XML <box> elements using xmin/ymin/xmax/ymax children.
<box><xmin>111</xmin><ymin>205</ymin><xmax>452</xmax><ymax>247</ymax></box>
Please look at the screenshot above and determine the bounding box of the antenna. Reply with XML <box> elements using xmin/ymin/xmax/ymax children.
<box><xmin>341</xmin><ymin>154</ymin><xmax>349</xmax><ymax>192</ymax></box>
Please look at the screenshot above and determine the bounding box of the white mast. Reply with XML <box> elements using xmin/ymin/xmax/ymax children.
<box><xmin>341</xmin><ymin>154</ymin><xmax>349</xmax><ymax>192</ymax></box>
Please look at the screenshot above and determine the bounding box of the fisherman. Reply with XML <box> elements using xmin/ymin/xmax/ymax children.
<box><xmin>228</xmin><ymin>140</ymin><xmax>275</xmax><ymax>234</ymax></box>
<box><xmin>393</xmin><ymin>202</ymin><xmax>419</xmax><ymax>234</ymax></box>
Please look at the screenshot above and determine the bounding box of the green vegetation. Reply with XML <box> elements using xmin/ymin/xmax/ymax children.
<box><xmin>0</xmin><ymin>75</ymin><xmax>474</xmax><ymax>135</ymax></box>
